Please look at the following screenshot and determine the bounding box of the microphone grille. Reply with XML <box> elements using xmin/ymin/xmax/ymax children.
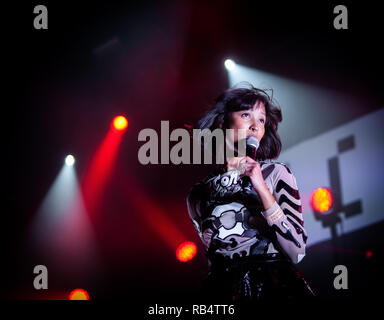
<box><xmin>246</xmin><ymin>136</ymin><xmax>259</xmax><ymax>149</ymax></box>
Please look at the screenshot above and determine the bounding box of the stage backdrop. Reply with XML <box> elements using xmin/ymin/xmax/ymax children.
<box><xmin>277</xmin><ymin>108</ymin><xmax>384</xmax><ymax>246</ymax></box>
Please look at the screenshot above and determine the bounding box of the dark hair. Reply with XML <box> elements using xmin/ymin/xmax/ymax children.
<box><xmin>195</xmin><ymin>82</ymin><xmax>283</xmax><ymax>161</ymax></box>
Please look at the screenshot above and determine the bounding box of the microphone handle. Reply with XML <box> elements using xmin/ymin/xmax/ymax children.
<box><xmin>246</xmin><ymin>147</ymin><xmax>257</xmax><ymax>160</ymax></box>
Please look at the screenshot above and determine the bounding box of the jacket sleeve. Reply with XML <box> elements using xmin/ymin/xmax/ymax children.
<box><xmin>261</xmin><ymin>164</ymin><xmax>308</xmax><ymax>264</ymax></box>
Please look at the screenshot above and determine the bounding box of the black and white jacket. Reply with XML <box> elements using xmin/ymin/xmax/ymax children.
<box><xmin>186</xmin><ymin>159</ymin><xmax>307</xmax><ymax>265</ymax></box>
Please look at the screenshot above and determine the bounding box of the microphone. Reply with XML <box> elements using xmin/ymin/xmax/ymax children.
<box><xmin>246</xmin><ymin>136</ymin><xmax>259</xmax><ymax>160</ymax></box>
<box><xmin>242</xmin><ymin>136</ymin><xmax>259</xmax><ymax>190</ymax></box>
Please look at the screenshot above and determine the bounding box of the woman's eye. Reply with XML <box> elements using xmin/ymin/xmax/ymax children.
<box><xmin>241</xmin><ymin>113</ymin><xmax>249</xmax><ymax>118</ymax></box>
<box><xmin>259</xmin><ymin>118</ymin><xmax>265</xmax><ymax>124</ymax></box>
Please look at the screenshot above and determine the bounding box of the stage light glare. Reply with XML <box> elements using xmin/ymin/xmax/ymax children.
<box><xmin>65</xmin><ymin>155</ymin><xmax>75</xmax><ymax>166</ymax></box>
<box><xmin>69</xmin><ymin>288</ymin><xmax>89</xmax><ymax>300</ymax></box>
<box><xmin>112</xmin><ymin>116</ymin><xmax>128</xmax><ymax>131</ymax></box>
<box><xmin>176</xmin><ymin>241</ymin><xmax>197</xmax><ymax>262</ymax></box>
<box><xmin>224</xmin><ymin>59</ymin><xmax>236</xmax><ymax>71</ymax></box>
<box><xmin>311</xmin><ymin>187</ymin><xmax>333</xmax><ymax>213</ymax></box>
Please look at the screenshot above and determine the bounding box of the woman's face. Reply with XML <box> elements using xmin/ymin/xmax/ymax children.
<box><xmin>227</xmin><ymin>101</ymin><xmax>266</xmax><ymax>143</ymax></box>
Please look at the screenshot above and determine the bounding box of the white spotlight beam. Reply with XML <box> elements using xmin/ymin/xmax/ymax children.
<box><xmin>224</xmin><ymin>59</ymin><xmax>236</xmax><ymax>71</ymax></box>
<box><xmin>65</xmin><ymin>155</ymin><xmax>75</xmax><ymax>166</ymax></box>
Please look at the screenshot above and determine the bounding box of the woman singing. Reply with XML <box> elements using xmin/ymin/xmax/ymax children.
<box><xmin>186</xmin><ymin>83</ymin><xmax>315</xmax><ymax>304</ymax></box>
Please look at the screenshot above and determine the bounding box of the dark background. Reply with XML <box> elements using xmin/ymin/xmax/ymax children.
<box><xmin>4</xmin><ymin>0</ymin><xmax>383</xmax><ymax>302</ymax></box>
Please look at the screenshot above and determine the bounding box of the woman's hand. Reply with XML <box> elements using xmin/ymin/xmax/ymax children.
<box><xmin>239</xmin><ymin>156</ymin><xmax>276</xmax><ymax>212</ymax></box>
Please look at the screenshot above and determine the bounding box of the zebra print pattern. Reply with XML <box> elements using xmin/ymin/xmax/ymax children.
<box><xmin>261</xmin><ymin>161</ymin><xmax>307</xmax><ymax>263</ymax></box>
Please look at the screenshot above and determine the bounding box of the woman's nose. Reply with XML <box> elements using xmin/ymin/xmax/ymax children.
<box><xmin>250</xmin><ymin>121</ymin><xmax>259</xmax><ymax>132</ymax></box>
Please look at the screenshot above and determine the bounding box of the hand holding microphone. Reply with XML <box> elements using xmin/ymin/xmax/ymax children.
<box><xmin>240</xmin><ymin>136</ymin><xmax>267</xmax><ymax>194</ymax></box>
<box><xmin>246</xmin><ymin>136</ymin><xmax>259</xmax><ymax>160</ymax></box>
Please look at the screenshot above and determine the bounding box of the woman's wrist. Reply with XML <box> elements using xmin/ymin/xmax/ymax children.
<box><xmin>255</xmin><ymin>182</ymin><xmax>276</xmax><ymax>212</ymax></box>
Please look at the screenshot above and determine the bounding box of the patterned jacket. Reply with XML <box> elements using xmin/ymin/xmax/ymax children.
<box><xmin>186</xmin><ymin>159</ymin><xmax>307</xmax><ymax>265</ymax></box>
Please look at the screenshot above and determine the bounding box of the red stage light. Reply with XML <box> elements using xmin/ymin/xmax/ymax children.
<box><xmin>365</xmin><ymin>250</ymin><xmax>373</xmax><ymax>259</ymax></box>
<box><xmin>69</xmin><ymin>288</ymin><xmax>89</xmax><ymax>300</ymax></box>
<box><xmin>82</xmin><ymin>124</ymin><xmax>125</xmax><ymax>216</ymax></box>
<box><xmin>176</xmin><ymin>241</ymin><xmax>197</xmax><ymax>262</ymax></box>
<box><xmin>112</xmin><ymin>116</ymin><xmax>128</xmax><ymax>131</ymax></box>
<box><xmin>311</xmin><ymin>187</ymin><xmax>333</xmax><ymax>213</ymax></box>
